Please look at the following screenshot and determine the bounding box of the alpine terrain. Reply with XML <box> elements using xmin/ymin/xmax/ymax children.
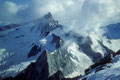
<box><xmin>0</xmin><ymin>13</ymin><xmax>120</xmax><ymax>80</ymax></box>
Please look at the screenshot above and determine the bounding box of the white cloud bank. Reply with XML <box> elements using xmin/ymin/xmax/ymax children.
<box><xmin>0</xmin><ymin>1</ymin><xmax>28</xmax><ymax>23</ymax></box>
<box><xmin>0</xmin><ymin>0</ymin><xmax>120</xmax><ymax>36</ymax></box>
<box><xmin>26</xmin><ymin>0</ymin><xmax>120</xmax><ymax>36</ymax></box>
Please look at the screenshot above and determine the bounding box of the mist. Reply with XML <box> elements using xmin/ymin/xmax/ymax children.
<box><xmin>0</xmin><ymin>0</ymin><xmax>120</xmax><ymax>36</ymax></box>
<box><xmin>26</xmin><ymin>0</ymin><xmax>120</xmax><ymax>36</ymax></box>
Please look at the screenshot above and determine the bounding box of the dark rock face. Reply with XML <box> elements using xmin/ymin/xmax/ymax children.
<box><xmin>82</xmin><ymin>50</ymin><xmax>120</xmax><ymax>80</ymax></box>
<box><xmin>40</xmin><ymin>12</ymin><xmax>63</xmax><ymax>34</ymax></box>
<box><xmin>78</xmin><ymin>36</ymin><xmax>114</xmax><ymax>63</ymax></box>
<box><xmin>15</xmin><ymin>35</ymin><xmax>24</xmax><ymax>38</ymax></box>
<box><xmin>98</xmin><ymin>41</ymin><xmax>114</xmax><ymax>55</ymax></box>
<box><xmin>52</xmin><ymin>34</ymin><xmax>61</xmax><ymax>48</ymax></box>
<box><xmin>113</xmin><ymin>50</ymin><xmax>120</xmax><ymax>57</ymax></box>
<box><xmin>44</xmin><ymin>12</ymin><xmax>53</xmax><ymax>19</ymax></box>
<box><xmin>78</xmin><ymin>54</ymin><xmax>113</xmax><ymax>80</ymax></box>
<box><xmin>28</xmin><ymin>45</ymin><xmax>41</xmax><ymax>58</ymax></box>
<box><xmin>85</xmin><ymin>54</ymin><xmax>112</xmax><ymax>74</ymax></box>
<box><xmin>42</xmin><ymin>31</ymin><xmax>50</xmax><ymax>37</ymax></box>
<box><xmin>48</xmin><ymin>71</ymin><xmax>80</xmax><ymax>80</ymax></box>
<box><xmin>77</xmin><ymin>36</ymin><xmax>102</xmax><ymax>62</ymax></box>
<box><xmin>0</xmin><ymin>24</ymin><xmax>20</xmax><ymax>38</ymax></box>
<box><xmin>4</xmin><ymin>50</ymin><xmax>49</xmax><ymax>80</ymax></box>
<box><xmin>2</xmin><ymin>77</ymin><xmax>13</xmax><ymax>80</ymax></box>
<box><xmin>0</xmin><ymin>24</ymin><xmax>19</xmax><ymax>31</ymax></box>
<box><xmin>2</xmin><ymin>50</ymin><xmax>80</xmax><ymax>80</ymax></box>
<box><xmin>48</xmin><ymin>71</ymin><xmax>64</xmax><ymax>80</ymax></box>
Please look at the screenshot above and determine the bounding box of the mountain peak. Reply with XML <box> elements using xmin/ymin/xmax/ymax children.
<box><xmin>44</xmin><ymin>12</ymin><xmax>53</xmax><ymax>19</ymax></box>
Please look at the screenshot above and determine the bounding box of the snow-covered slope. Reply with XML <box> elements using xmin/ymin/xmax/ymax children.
<box><xmin>102</xmin><ymin>38</ymin><xmax>120</xmax><ymax>52</ymax></box>
<box><xmin>47</xmin><ymin>42</ymin><xmax>93</xmax><ymax>78</ymax></box>
<box><xmin>86</xmin><ymin>23</ymin><xmax>120</xmax><ymax>80</ymax></box>
<box><xmin>0</xmin><ymin>13</ymin><xmax>120</xmax><ymax>80</ymax></box>
<box><xmin>0</xmin><ymin>12</ymin><xmax>62</xmax><ymax>78</ymax></box>
<box><xmin>86</xmin><ymin>55</ymin><xmax>120</xmax><ymax>80</ymax></box>
<box><xmin>78</xmin><ymin>23</ymin><xmax>120</xmax><ymax>80</ymax></box>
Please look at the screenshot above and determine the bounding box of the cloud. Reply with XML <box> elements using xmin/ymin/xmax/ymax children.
<box><xmin>0</xmin><ymin>1</ymin><xmax>28</xmax><ymax>23</ymax></box>
<box><xmin>5</xmin><ymin>1</ymin><xmax>20</xmax><ymax>14</ymax></box>
<box><xmin>25</xmin><ymin>0</ymin><xmax>120</xmax><ymax>36</ymax></box>
<box><xmin>0</xmin><ymin>0</ymin><xmax>120</xmax><ymax>36</ymax></box>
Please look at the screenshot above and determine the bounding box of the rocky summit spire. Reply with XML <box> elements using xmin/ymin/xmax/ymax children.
<box><xmin>44</xmin><ymin>12</ymin><xmax>53</xmax><ymax>19</ymax></box>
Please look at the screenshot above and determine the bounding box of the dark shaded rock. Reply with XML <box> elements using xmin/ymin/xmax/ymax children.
<box><xmin>92</xmin><ymin>54</ymin><xmax>112</xmax><ymax>69</ymax></box>
<box><xmin>98</xmin><ymin>40</ymin><xmax>114</xmax><ymax>56</ymax></box>
<box><xmin>15</xmin><ymin>35</ymin><xmax>24</xmax><ymax>38</ymax></box>
<box><xmin>2</xmin><ymin>77</ymin><xmax>14</xmax><ymax>80</ymax></box>
<box><xmin>113</xmin><ymin>50</ymin><xmax>120</xmax><ymax>57</ymax></box>
<box><xmin>85</xmin><ymin>54</ymin><xmax>112</xmax><ymax>75</ymax></box>
<box><xmin>0</xmin><ymin>24</ymin><xmax>19</xmax><ymax>31</ymax></box>
<box><xmin>28</xmin><ymin>45</ymin><xmax>41</xmax><ymax>58</ymax></box>
<box><xmin>78</xmin><ymin>37</ymin><xmax>103</xmax><ymax>62</ymax></box>
<box><xmin>48</xmin><ymin>71</ymin><xmax>64</xmax><ymax>80</ymax></box>
<box><xmin>52</xmin><ymin>34</ymin><xmax>61</xmax><ymax>48</ymax></box>
<box><xmin>43</xmin><ymin>31</ymin><xmax>50</xmax><ymax>37</ymax></box>
<box><xmin>82</xmin><ymin>49</ymin><xmax>119</xmax><ymax>80</ymax></box>
<box><xmin>41</xmin><ymin>13</ymin><xmax>63</xmax><ymax>34</ymax></box>
<box><xmin>44</xmin><ymin>12</ymin><xmax>53</xmax><ymax>19</ymax></box>
<box><xmin>3</xmin><ymin>50</ymin><xmax>49</xmax><ymax>80</ymax></box>
<box><xmin>14</xmin><ymin>63</ymin><xmax>39</xmax><ymax>80</ymax></box>
<box><xmin>2</xmin><ymin>50</ymin><xmax>81</xmax><ymax>80</ymax></box>
<box><xmin>48</xmin><ymin>71</ymin><xmax>81</xmax><ymax>80</ymax></box>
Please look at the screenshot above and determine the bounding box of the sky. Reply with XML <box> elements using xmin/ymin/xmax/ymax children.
<box><xmin>0</xmin><ymin>0</ymin><xmax>29</xmax><ymax>5</ymax></box>
<box><xmin>0</xmin><ymin>0</ymin><xmax>120</xmax><ymax>36</ymax></box>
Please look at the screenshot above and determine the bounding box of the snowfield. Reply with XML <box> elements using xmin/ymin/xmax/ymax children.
<box><xmin>87</xmin><ymin>55</ymin><xmax>120</xmax><ymax>80</ymax></box>
<box><xmin>0</xmin><ymin>13</ymin><xmax>120</xmax><ymax>80</ymax></box>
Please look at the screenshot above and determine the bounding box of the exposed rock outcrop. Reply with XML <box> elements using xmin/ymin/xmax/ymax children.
<box><xmin>28</xmin><ymin>45</ymin><xmax>41</xmax><ymax>58</ymax></box>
